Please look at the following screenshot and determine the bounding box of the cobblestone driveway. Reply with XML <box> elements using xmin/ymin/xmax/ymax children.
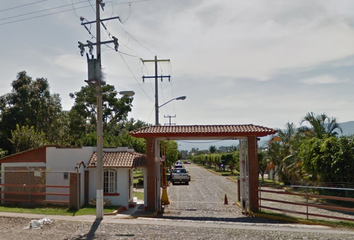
<box><xmin>162</xmin><ymin>164</ymin><xmax>285</xmax><ymax>224</ymax></box>
<box><xmin>163</xmin><ymin>164</ymin><xmax>354</xmax><ymax>223</ymax></box>
<box><xmin>164</xmin><ymin>164</ymin><xmax>241</xmax><ymax>221</ymax></box>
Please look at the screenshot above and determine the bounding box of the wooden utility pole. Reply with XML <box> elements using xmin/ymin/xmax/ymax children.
<box><xmin>141</xmin><ymin>56</ymin><xmax>170</xmax><ymax>125</ymax></box>
<box><xmin>78</xmin><ymin>0</ymin><xmax>120</xmax><ymax>220</ymax></box>
<box><xmin>164</xmin><ymin>115</ymin><xmax>176</xmax><ymax>126</ymax></box>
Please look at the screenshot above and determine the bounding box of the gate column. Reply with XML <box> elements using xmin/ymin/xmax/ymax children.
<box><xmin>247</xmin><ymin>136</ymin><xmax>259</xmax><ymax>212</ymax></box>
<box><xmin>145</xmin><ymin>137</ymin><xmax>161</xmax><ymax>212</ymax></box>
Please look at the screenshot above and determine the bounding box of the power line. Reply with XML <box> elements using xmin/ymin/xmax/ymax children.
<box><xmin>71</xmin><ymin>0</ymin><xmax>81</xmax><ymax>18</ymax></box>
<box><xmin>0</xmin><ymin>3</ymin><xmax>92</xmax><ymax>26</ymax></box>
<box><xmin>118</xmin><ymin>52</ymin><xmax>154</xmax><ymax>103</ymax></box>
<box><xmin>0</xmin><ymin>0</ymin><xmax>49</xmax><ymax>13</ymax></box>
<box><xmin>86</xmin><ymin>0</ymin><xmax>96</xmax><ymax>13</ymax></box>
<box><xmin>0</xmin><ymin>1</ymin><xmax>89</xmax><ymax>22</ymax></box>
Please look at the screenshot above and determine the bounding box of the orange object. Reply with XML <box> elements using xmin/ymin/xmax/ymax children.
<box><xmin>224</xmin><ymin>194</ymin><xmax>228</xmax><ymax>205</ymax></box>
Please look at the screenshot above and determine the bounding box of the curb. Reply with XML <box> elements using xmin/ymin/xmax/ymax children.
<box><xmin>248</xmin><ymin>211</ymin><xmax>327</xmax><ymax>226</ymax></box>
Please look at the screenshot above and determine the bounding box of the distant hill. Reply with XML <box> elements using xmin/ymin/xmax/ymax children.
<box><xmin>179</xmin><ymin>121</ymin><xmax>354</xmax><ymax>151</ymax></box>
<box><xmin>255</xmin><ymin>121</ymin><xmax>354</xmax><ymax>147</ymax></box>
<box><xmin>338</xmin><ymin>121</ymin><xmax>354</xmax><ymax>136</ymax></box>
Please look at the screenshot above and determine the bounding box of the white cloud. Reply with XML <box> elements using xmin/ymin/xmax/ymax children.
<box><xmin>300</xmin><ymin>75</ymin><xmax>344</xmax><ymax>85</ymax></box>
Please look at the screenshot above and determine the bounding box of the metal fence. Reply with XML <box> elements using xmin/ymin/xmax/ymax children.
<box><xmin>259</xmin><ymin>183</ymin><xmax>354</xmax><ymax>222</ymax></box>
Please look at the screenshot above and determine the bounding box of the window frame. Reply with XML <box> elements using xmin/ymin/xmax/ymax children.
<box><xmin>103</xmin><ymin>169</ymin><xmax>118</xmax><ymax>194</ymax></box>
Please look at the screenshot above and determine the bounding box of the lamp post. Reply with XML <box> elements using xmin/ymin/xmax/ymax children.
<box><xmin>156</xmin><ymin>96</ymin><xmax>186</xmax><ymax>125</ymax></box>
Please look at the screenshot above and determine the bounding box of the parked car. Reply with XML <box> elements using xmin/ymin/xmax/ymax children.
<box><xmin>171</xmin><ymin>168</ymin><xmax>190</xmax><ymax>185</ymax></box>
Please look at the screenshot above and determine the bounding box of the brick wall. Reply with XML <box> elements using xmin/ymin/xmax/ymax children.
<box><xmin>69</xmin><ymin>172</ymin><xmax>79</xmax><ymax>210</ymax></box>
<box><xmin>145</xmin><ymin>137</ymin><xmax>157</xmax><ymax>211</ymax></box>
<box><xmin>3</xmin><ymin>167</ymin><xmax>46</xmax><ymax>203</ymax></box>
<box><xmin>247</xmin><ymin>136</ymin><xmax>259</xmax><ymax>212</ymax></box>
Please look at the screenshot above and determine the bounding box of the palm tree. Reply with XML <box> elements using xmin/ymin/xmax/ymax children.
<box><xmin>299</xmin><ymin>112</ymin><xmax>342</xmax><ymax>138</ymax></box>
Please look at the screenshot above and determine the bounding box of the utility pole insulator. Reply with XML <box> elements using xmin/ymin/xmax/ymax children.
<box><xmin>112</xmin><ymin>36</ymin><xmax>119</xmax><ymax>51</ymax></box>
<box><xmin>78</xmin><ymin>42</ymin><xmax>85</xmax><ymax>56</ymax></box>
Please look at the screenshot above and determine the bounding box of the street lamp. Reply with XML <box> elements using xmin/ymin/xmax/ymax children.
<box><xmin>156</xmin><ymin>96</ymin><xmax>186</xmax><ymax>125</ymax></box>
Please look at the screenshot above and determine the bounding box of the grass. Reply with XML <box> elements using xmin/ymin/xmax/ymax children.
<box><xmin>133</xmin><ymin>169</ymin><xmax>144</xmax><ymax>178</ymax></box>
<box><xmin>133</xmin><ymin>191</ymin><xmax>144</xmax><ymax>200</ymax></box>
<box><xmin>259</xmin><ymin>178</ymin><xmax>284</xmax><ymax>188</ymax></box>
<box><xmin>258</xmin><ymin>210</ymin><xmax>354</xmax><ymax>229</ymax></box>
<box><xmin>133</xmin><ymin>169</ymin><xmax>144</xmax><ymax>185</ymax></box>
<box><xmin>0</xmin><ymin>205</ymin><xmax>119</xmax><ymax>216</ymax></box>
<box><xmin>196</xmin><ymin>163</ymin><xmax>239</xmax><ymax>178</ymax></box>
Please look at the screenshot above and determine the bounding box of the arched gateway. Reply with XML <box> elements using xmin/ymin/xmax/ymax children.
<box><xmin>130</xmin><ymin>124</ymin><xmax>276</xmax><ymax>213</ymax></box>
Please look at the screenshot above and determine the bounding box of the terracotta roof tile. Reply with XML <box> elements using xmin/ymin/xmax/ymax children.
<box><xmin>88</xmin><ymin>151</ymin><xmax>146</xmax><ymax>168</ymax></box>
<box><xmin>130</xmin><ymin>124</ymin><xmax>277</xmax><ymax>138</ymax></box>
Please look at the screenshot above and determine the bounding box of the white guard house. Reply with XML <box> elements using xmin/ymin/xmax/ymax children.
<box><xmin>0</xmin><ymin>146</ymin><xmax>146</xmax><ymax>209</ymax></box>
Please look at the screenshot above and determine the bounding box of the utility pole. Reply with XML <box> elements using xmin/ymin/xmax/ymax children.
<box><xmin>141</xmin><ymin>56</ymin><xmax>170</xmax><ymax>125</ymax></box>
<box><xmin>164</xmin><ymin>115</ymin><xmax>176</xmax><ymax>126</ymax></box>
<box><xmin>95</xmin><ymin>0</ymin><xmax>103</xmax><ymax>221</ymax></box>
<box><xmin>77</xmin><ymin>0</ymin><xmax>120</xmax><ymax>220</ymax></box>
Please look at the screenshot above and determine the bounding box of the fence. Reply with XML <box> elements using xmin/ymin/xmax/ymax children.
<box><xmin>0</xmin><ymin>169</ymin><xmax>79</xmax><ymax>208</ymax></box>
<box><xmin>258</xmin><ymin>183</ymin><xmax>354</xmax><ymax>222</ymax></box>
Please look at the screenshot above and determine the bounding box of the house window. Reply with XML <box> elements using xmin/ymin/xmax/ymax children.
<box><xmin>63</xmin><ymin>172</ymin><xmax>68</xmax><ymax>180</ymax></box>
<box><xmin>104</xmin><ymin>170</ymin><xmax>117</xmax><ymax>193</ymax></box>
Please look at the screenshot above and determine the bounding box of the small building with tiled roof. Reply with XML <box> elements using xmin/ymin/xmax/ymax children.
<box><xmin>0</xmin><ymin>146</ymin><xmax>145</xmax><ymax>209</ymax></box>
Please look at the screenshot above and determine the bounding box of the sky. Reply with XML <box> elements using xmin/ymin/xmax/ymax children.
<box><xmin>1</xmin><ymin>0</ymin><xmax>354</xmax><ymax>150</ymax></box>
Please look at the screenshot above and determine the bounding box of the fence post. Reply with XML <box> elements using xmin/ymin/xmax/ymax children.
<box><xmin>77</xmin><ymin>170</ymin><xmax>80</xmax><ymax>210</ymax></box>
<box><xmin>29</xmin><ymin>171</ymin><xmax>32</xmax><ymax>207</ymax></box>
<box><xmin>259</xmin><ymin>181</ymin><xmax>262</xmax><ymax>212</ymax></box>
<box><xmin>306</xmin><ymin>184</ymin><xmax>309</xmax><ymax>220</ymax></box>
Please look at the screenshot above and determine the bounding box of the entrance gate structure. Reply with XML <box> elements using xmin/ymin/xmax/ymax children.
<box><xmin>130</xmin><ymin>124</ymin><xmax>276</xmax><ymax>213</ymax></box>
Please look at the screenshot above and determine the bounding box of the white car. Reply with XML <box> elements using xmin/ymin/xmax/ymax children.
<box><xmin>171</xmin><ymin>168</ymin><xmax>190</xmax><ymax>185</ymax></box>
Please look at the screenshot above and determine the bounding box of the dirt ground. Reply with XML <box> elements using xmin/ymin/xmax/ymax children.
<box><xmin>0</xmin><ymin>216</ymin><xmax>142</xmax><ymax>240</ymax></box>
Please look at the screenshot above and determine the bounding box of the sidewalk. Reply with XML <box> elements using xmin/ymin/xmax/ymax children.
<box><xmin>0</xmin><ymin>200</ymin><xmax>157</xmax><ymax>224</ymax></box>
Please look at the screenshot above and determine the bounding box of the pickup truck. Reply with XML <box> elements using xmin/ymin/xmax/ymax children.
<box><xmin>171</xmin><ymin>168</ymin><xmax>190</xmax><ymax>185</ymax></box>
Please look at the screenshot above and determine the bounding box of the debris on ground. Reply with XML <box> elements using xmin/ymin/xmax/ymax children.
<box><xmin>24</xmin><ymin>218</ymin><xmax>53</xmax><ymax>229</ymax></box>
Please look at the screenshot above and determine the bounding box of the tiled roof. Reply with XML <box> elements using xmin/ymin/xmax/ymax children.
<box><xmin>87</xmin><ymin>151</ymin><xmax>146</xmax><ymax>168</ymax></box>
<box><xmin>129</xmin><ymin>124</ymin><xmax>277</xmax><ymax>138</ymax></box>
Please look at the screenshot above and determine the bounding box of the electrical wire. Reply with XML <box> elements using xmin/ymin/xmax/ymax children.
<box><xmin>0</xmin><ymin>2</ymin><xmax>91</xmax><ymax>25</ymax></box>
<box><xmin>122</xmin><ymin>2</ymin><xmax>131</xmax><ymax>23</ymax></box>
<box><xmin>0</xmin><ymin>0</ymin><xmax>49</xmax><ymax>13</ymax></box>
<box><xmin>112</xmin><ymin>0</ymin><xmax>155</xmax><ymax>5</ymax></box>
<box><xmin>0</xmin><ymin>1</ymin><xmax>89</xmax><ymax>22</ymax></box>
<box><xmin>87</xmin><ymin>0</ymin><xmax>96</xmax><ymax>13</ymax></box>
<box><xmin>145</xmin><ymin>105</ymin><xmax>155</xmax><ymax>123</ymax></box>
<box><xmin>71</xmin><ymin>0</ymin><xmax>81</xmax><ymax>18</ymax></box>
<box><xmin>124</xmin><ymin>31</ymin><xmax>156</xmax><ymax>56</ymax></box>
<box><xmin>118</xmin><ymin>52</ymin><xmax>154</xmax><ymax>103</ymax></box>
<box><xmin>141</xmin><ymin>62</ymin><xmax>155</xmax><ymax>95</ymax></box>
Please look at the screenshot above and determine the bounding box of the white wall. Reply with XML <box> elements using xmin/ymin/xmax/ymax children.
<box><xmin>88</xmin><ymin>168</ymin><xmax>131</xmax><ymax>209</ymax></box>
<box><xmin>45</xmin><ymin>147</ymin><xmax>95</xmax><ymax>201</ymax></box>
<box><xmin>78</xmin><ymin>163</ymin><xmax>85</xmax><ymax>207</ymax></box>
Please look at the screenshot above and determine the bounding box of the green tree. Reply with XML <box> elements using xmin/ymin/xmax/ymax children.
<box><xmin>0</xmin><ymin>71</ymin><xmax>62</xmax><ymax>153</ymax></box>
<box><xmin>9</xmin><ymin>124</ymin><xmax>48</xmax><ymax>153</ymax></box>
<box><xmin>68</xmin><ymin>85</ymin><xmax>133</xmax><ymax>135</ymax></box>
<box><xmin>209</xmin><ymin>145</ymin><xmax>217</xmax><ymax>154</ymax></box>
<box><xmin>299</xmin><ymin>112</ymin><xmax>342</xmax><ymax>139</ymax></box>
<box><xmin>164</xmin><ymin>140</ymin><xmax>179</xmax><ymax>167</ymax></box>
<box><xmin>258</xmin><ymin>150</ymin><xmax>267</xmax><ymax>182</ymax></box>
<box><xmin>300</xmin><ymin>136</ymin><xmax>354</xmax><ymax>184</ymax></box>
